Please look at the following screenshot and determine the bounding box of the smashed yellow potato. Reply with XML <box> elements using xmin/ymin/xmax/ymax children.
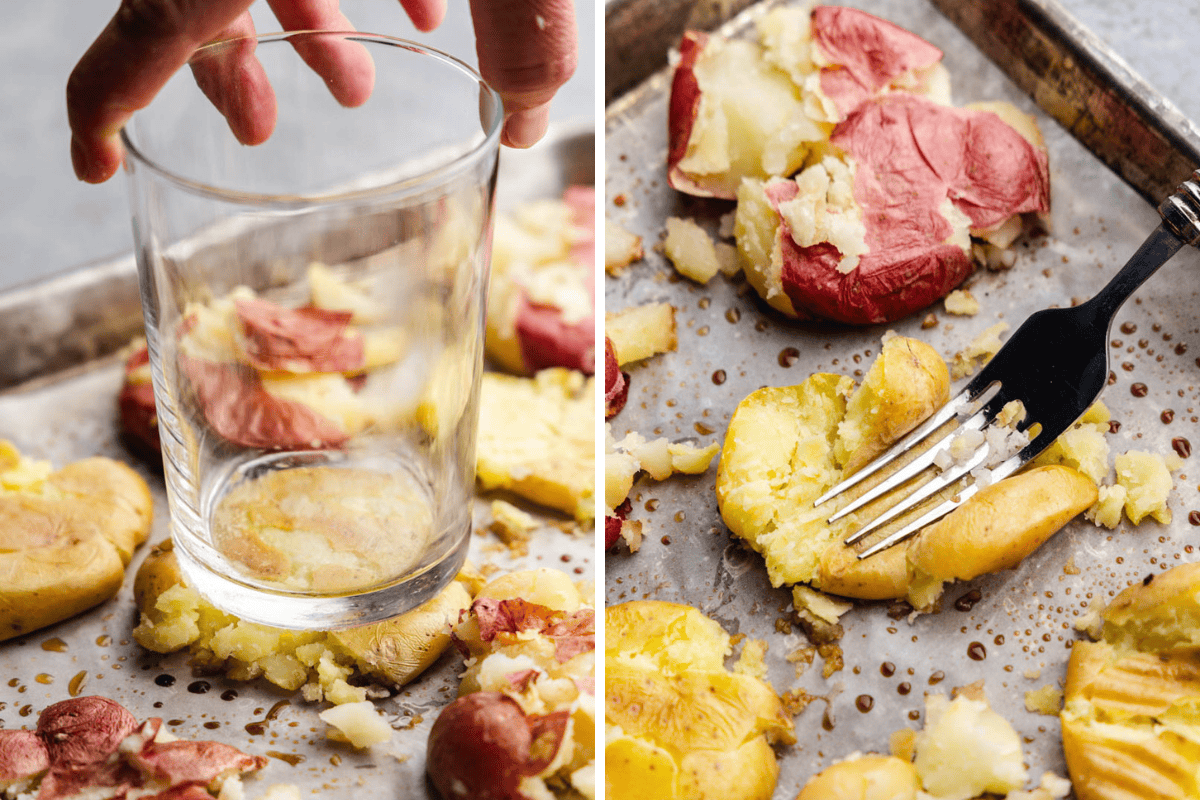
<box><xmin>716</xmin><ymin>336</ymin><xmax>1097</xmax><ymax>607</ymax></box>
<box><xmin>0</xmin><ymin>441</ymin><xmax>152</xmax><ymax>642</ymax></box>
<box><xmin>476</xmin><ymin>369</ymin><xmax>595</xmax><ymax>521</ymax></box>
<box><xmin>606</xmin><ymin>601</ymin><xmax>794</xmax><ymax>800</ymax></box>
<box><xmin>132</xmin><ymin>539</ymin><xmax>473</xmax><ymax>704</ymax></box>
<box><xmin>1062</xmin><ymin>562</ymin><xmax>1200</xmax><ymax>800</ymax></box>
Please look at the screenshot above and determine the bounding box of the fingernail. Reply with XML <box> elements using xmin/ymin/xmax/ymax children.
<box><xmin>502</xmin><ymin>106</ymin><xmax>550</xmax><ymax>149</ymax></box>
<box><xmin>70</xmin><ymin>136</ymin><xmax>90</xmax><ymax>181</ymax></box>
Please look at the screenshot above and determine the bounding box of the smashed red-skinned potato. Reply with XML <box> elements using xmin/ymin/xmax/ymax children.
<box><xmin>0</xmin><ymin>696</ymin><xmax>266</xmax><ymax>800</ymax></box>
<box><xmin>667</xmin><ymin>5</ymin><xmax>1050</xmax><ymax>325</ymax></box>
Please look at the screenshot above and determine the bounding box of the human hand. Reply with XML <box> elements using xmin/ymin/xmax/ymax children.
<box><xmin>67</xmin><ymin>0</ymin><xmax>578</xmax><ymax>184</ymax></box>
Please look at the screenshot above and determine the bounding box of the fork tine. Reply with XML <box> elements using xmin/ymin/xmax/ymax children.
<box><xmin>843</xmin><ymin>438</ymin><xmax>991</xmax><ymax>545</ymax></box>
<box><xmin>813</xmin><ymin>382</ymin><xmax>998</xmax><ymax>509</ymax></box>
<box><xmin>829</xmin><ymin>406</ymin><xmax>990</xmax><ymax>526</ymax></box>
<box><xmin>855</xmin><ymin>455</ymin><xmax>1024</xmax><ymax>559</ymax></box>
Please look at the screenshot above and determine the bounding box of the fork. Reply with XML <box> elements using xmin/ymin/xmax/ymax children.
<box><xmin>815</xmin><ymin>170</ymin><xmax>1200</xmax><ymax>560</ymax></box>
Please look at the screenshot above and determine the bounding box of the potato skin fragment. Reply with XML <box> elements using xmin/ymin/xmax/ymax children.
<box><xmin>907</xmin><ymin>465</ymin><xmax>1098</xmax><ymax>582</ymax></box>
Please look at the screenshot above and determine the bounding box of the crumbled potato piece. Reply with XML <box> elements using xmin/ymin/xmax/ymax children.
<box><xmin>950</xmin><ymin>322</ymin><xmax>1009</xmax><ymax>379</ymax></box>
<box><xmin>605</xmin><ymin>303</ymin><xmax>678</xmax><ymax>365</ymax></box>
<box><xmin>605</xmin><ymin>219</ymin><xmax>644</xmax><ymax>275</ymax></box>
<box><xmin>1024</xmin><ymin>685</ymin><xmax>1064</xmax><ymax>716</ymax></box>
<box><xmin>914</xmin><ymin>693</ymin><xmax>1027</xmax><ymax>800</ymax></box>
<box><xmin>605</xmin><ymin>425</ymin><xmax>719</xmax><ymax>514</ymax></box>
<box><xmin>733</xmin><ymin>638</ymin><xmax>770</xmax><ymax>681</ymax></box>
<box><xmin>320</xmin><ymin>701</ymin><xmax>393</xmax><ymax>748</ymax></box>
<box><xmin>944</xmin><ymin>289</ymin><xmax>980</xmax><ymax>316</ymax></box>
<box><xmin>1084</xmin><ymin>484</ymin><xmax>1126</xmax><ymax>529</ymax></box>
<box><xmin>664</xmin><ymin>217</ymin><xmax>722</xmax><ymax>284</ymax></box>
<box><xmin>1115</xmin><ymin>450</ymin><xmax>1175</xmax><ymax>524</ymax></box>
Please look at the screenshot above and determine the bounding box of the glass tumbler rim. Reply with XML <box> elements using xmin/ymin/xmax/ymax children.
<box><xmin>118</xmin><ymin>30</ymin><xmax>503</xmax><ymax>207</ymax></box>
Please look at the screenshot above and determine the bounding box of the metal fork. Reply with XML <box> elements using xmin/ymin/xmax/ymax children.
<box><xmin>815</xmin><ymin>170</ymin><xmax>1200</xmax><ymax>560</ymax></box>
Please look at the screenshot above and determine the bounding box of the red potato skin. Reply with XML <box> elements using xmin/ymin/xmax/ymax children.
<box><xmin>514</xmin><ymin>301</ymin><xmax>595</xmax><ymax>375</ymax></box>
<box><xmin>768</xmin><ymin>179</ymin><xmax>973</xmax><ymax>326</ymax></box>
<box><xmin>604</xmin><ymin>337</ymin><xmax>629</xmax><ymax>419</ymax></box>
<box><xmin>0</xmin><ymin>730</ymin><xmax>50</xmax><ymax>782</ymax></box>
<box><xmin>234</xmin><ymin>298</ymin><xmax>363</xmax><ymax>374</ymax></box>
<box><xmin>181</xmin><ymin>356</ymin><xmax>348</xmax><ymax>450</ymax></box>
<box><xmin>812</xmin><ymin>5</ymin><xmax>943</xmax><ymax>118</ymax></box>
<box><xmin>118</xmin><ymin>345</ymin><xmax>161</xmax><ymax>456</ymax></box>
<box><xmin>9</xmin><ymin>697</ymin><xmax>267</xmax><ymax>800</ymax></box>
<box><xmin>510</xmin><ymin>185</ymin><xmax>597</xmax><ymax>376</ymax></box>
<box><xmin>426</xmin><ymin>693</ymin><xmax>569</xmax><ymax>800</ymax></box>
<box><xmin>667</xmin><ymin>31</ymin><xmax>728</xmax><ymax>198</ymax></box>
<box><xmin>774</xmin><ymin>95</ymin><xmax>1049</xmax><ymax>325</ymax></box>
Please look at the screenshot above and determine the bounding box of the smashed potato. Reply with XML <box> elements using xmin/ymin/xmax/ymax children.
<box><xmin>1062</xmin><ymin>562</ymin><xmax>1200</xmax><ymax>800</ymax></box>
<box><xmin>427</xmin><ymin>568</ymin><xmax>595</xmax><ymax>800</ymax></box>
<box><xmin>715</xmin><ymin>336</ymin><xmax>1096</xmax><ymax>607</ymax></box>
<box><xmin>0</xmin><ymin>441</ymin><xmax>152</xmax><ymax>641</ymax></box>
<box><xmin>477</xmin><ymin>369</ymin><xmax>595</xmax><ymax>521</ymax></box>
<box><xmin>606</xmin><ymin>601</ymin><xmax>794</xmax><ymax>800</ymax></box>
<box><xmin>132</xmin><ymin>539</ymin><xmax>473</xmax><ymax>704</ymax></box>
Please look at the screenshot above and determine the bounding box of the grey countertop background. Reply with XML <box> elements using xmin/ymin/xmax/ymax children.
<box><xmin>0</xmin><ymin>0</ymin><xmax>1195</xmax><ymax>293</ymax></box>
<box><xmin>0</xmin><ymin>0</ymin><xmax>597</xmax><ymax>293</ymax></box>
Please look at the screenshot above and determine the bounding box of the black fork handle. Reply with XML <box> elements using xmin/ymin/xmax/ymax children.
<box><xmin>1085</xmin><ymin>169</ymin><xmax>1200</xmax><ymax>323</ymax></box>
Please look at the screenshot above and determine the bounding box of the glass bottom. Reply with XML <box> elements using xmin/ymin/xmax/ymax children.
<box><xmin>172</xmin><ymin>519</ymin><xmax>470</xmax><ymax>630</ymax></box>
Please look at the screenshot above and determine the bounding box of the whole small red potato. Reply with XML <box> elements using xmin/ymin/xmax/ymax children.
<box><xmin>426</xmin><ymin>692</ymin><xmax>569</xmax><ymax>800</ymax></box>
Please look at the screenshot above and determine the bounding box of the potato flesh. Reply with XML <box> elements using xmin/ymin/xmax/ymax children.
<box><xmin>604</xmin><ymin>303</ymin><xmax>678</xmax><ymax>365</ymax></box>
<box><xmin>475</xmin><ymin>369</ymin><xmax>595</xmax><ymax>521</ymax></box>
<box><xmin>678</xmin><ymin>37</ymin><xmax>819</xmax><ymax>197</ymax></box>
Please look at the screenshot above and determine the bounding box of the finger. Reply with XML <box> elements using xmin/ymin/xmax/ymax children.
<box><xmin>502</xmin><ymin>104</ymin><xmax>550</xmax><ymax>149</ymax></box>
<box><xmin>266</xmin><ymin>0</ymin><xmax>375</xmax><ymax>108</ymax></box>
<box><xmin>189</xmin><ymin>12</ymin><xmax>278</xmax><ymax>147</ymax></box>
<box><xmin>67</xmin><ymin>0</ymin><xmax>256</xmax><ymax>183</ymax></box>
<box><xmin>396</xmin><ymin>0</ymin><xmax>447</xmax><ymax>32</ymax></box>
<box><xmin>468</xmin><ymin>0</ymin><xmax>577</xmax><ymax>148</ymax></box>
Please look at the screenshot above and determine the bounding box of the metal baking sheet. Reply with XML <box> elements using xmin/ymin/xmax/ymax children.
<box><xmin>0</xmin><ymin>122</ymin><xmax>595</xmax><ymax>797</ymax></box>
<box><xmin>604</xmin><ymin>0</ymin><xmax>1200</xmax><ymax>794</ymax></box>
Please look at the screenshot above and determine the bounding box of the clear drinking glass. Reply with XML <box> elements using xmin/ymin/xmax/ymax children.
<box><xmin>122</xmin><ymin>32</ymin><xmax>502</xmax><ymax>629</ymax></box>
